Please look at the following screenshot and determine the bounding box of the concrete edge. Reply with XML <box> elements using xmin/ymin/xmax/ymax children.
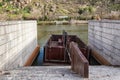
<box><xmin>88</xmin><ymin>20</ymin><xmax>120</xmax><ymax>24</ymax></box>
<box><xmin>24</xmin><ymin>45</ymin><xmax>40</xmax><ymax>66</ymax></box>
<box><xmin>89</xmin><ymin>46</ymin><xmax>111</xmax><ymax>66</ymax></box>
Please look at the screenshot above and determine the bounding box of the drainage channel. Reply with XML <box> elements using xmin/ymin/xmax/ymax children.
<box><xmin>89</xmin><ymin>54</ymin><xmax>101</xmax><ymax>65</ymax></box>
<box><xmin>32</xmin><ymin>47</ymin><xmax>44</xmax><ymax>66</ymax></box>
<box><xmin>31</xmin><ymin>47</ymin><xmax>101</xmax><ymax>66</ymax></box>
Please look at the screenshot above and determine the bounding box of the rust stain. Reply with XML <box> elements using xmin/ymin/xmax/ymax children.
<box><xmin>24</xmin><ymin>45</ymin><xmax>40</xmax><ymax>66</ymax></box>
<box><xmin>90</xmin><ymin>48</ymin><xmax>111</xmax><ymax>66</ymax></box>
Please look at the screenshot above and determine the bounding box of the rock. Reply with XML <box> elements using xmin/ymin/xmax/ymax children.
<box><xmin>0</xmin><ymin>0</ymin><xmax>2</xmax><ymax>2</ymax></box>
<box><xmin>34</xmin><ymin>2</ymin><xmax>40</xmax><ymax>7</ymax></box>
<box><xmin>50</xmin><ymin>5</ymin><xmax>56</xmax><ymax>12</ymax></box>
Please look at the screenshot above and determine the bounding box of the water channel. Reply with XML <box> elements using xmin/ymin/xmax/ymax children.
<box><xmin>32</xmin><ymin>24</ymin><xmax>88</xmax><ymax>66</ymax></box>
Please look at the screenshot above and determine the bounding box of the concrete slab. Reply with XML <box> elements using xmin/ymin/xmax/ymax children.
<box><xmin>0</xmin><ymin>66</ymin><xmax>120</xmax><ymax>80</ymax></box>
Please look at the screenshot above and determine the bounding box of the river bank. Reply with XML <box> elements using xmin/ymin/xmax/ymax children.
<box><xmin>37</xmin><ymin>20</ymin><xmax>88</xmax><ymax>25</ymax></box>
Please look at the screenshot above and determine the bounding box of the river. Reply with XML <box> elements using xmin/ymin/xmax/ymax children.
<box><xmin>37</xmin><ymin>24</ymin><xmax>88</xmax><ymax>46</ymax></box>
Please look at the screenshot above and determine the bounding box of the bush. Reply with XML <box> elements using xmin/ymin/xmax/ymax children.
<box><xmin>88</xmin><ymin>6</ymin><xmax>94</xmax><ymax>13</ymax></box>
<box><xmin>78</xmin><ymin>8</ymin><xmax>84</xmax><ymax>15</ymax></box>
<box><xmin>78</xmin><ymin>6</ymin><xmax>94</xmax><ymax>15</ymax></box>
<box><xmin>44</xmin><ymin>15</ymin><xmax>48</xmax><ymax>21</ymax></box>
<box><xmin>0</xmin><ymin>2</ymin><xmax>4</xmax><ymax>7</ymax></box>
<box><xmin>23</xmin><ymin>6</ymin><xmax>31</xmax><ymax>13</ymax></box>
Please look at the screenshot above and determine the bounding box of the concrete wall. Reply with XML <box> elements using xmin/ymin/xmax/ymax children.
<box><xmin>88</xmin><ymin>20</ymin><xmax>120</xmax><ymax>65</ymax></box>
<box><xmin>0</xmin><ymin>21</ymin><xmax>37</xmax><ymax>70</ymax></box>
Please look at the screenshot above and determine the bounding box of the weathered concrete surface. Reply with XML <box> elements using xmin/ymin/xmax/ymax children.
<box><xmin>0</xmin><ymin>66</ymin><xmax>120</xmax><ymax>80</ymax></box>
<box><xmin>88</xmin><ymin>20</ymin><xmax>120</xmax><ymax>65</ymax></box>
<box><xmin>0</xmin><ymin>21</ymin><xmax>37</xmax><ymax>70</ymax></box>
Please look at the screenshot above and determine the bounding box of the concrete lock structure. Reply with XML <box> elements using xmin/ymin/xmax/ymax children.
<box><xmin>0</xmin><ymin>21</ymin><xmax>38</xmax><ymax>70</ymax></box>
<box><xmin>88</xmin><ymin>20</ymin><xmax>120</xmax><ymax>66</ymax></box>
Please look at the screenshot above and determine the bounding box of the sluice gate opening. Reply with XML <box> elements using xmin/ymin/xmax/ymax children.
<box><xmin>30</xmin><ymin>31</ymin><xmax>101</xmax><ymax>78</ymax></box>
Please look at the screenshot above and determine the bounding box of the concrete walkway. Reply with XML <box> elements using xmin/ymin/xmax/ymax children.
<box><xmin>0</xmin><ymin>66</ymin><xmax>120</xmax><ymax>80</ymax></box>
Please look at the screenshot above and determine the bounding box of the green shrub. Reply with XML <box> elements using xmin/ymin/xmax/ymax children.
<box><xmin>78</xmin><ymin>6</ymin><xmax>94</xmax><ymax>15</ymax></box>
<box><xmin>78</xmin><ymin>8</ymin><xmax>84</xmax><ymax>15</ymax></box>
<box><xmin>88</xmin><ymin>6</ymin><xmax>94</xmax><ymax>13</ymax></box>
<box><xmin>23</xmin><ymin>6</ymin><xmax>31</xmax><ymax>13</ymax></box>
<box><xmin>44</xmin><ymin>15</ymin><xmax>48</xmax><ymax>21</ymax></box>
<box><xmin>0</xmin><ymin>2</ymin><xmax>4</xmax><ymax>7</ymax></box>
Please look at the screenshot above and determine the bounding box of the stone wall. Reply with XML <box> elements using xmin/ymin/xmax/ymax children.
<box><xmin>0</xmin><ymin>21</ymin><xmax>37</xmax><ymax>70</ymax></box>
<box><xmin>88</xmin><ymin>20</ymin><xmax>120</xmax><ymax>65</ymax></box>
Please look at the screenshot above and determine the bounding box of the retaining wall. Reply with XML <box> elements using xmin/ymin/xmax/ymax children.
<box><xmin>88</xmin><ymin>20</ymin><xmax>120</xmax><ymax>65</ymax></box>
<box><xmin>0</xmin><ymin>21</ymin><xmax>37</xmax><ymax>70</ymax></box>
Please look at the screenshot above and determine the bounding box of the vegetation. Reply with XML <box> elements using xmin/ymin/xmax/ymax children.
<box><xmin>0</xmin><ymin>0</ymin><xmax>119</xmax><ymax>21</ymax></box>
<box><xmin>78</xmin><ymin>6</ymin><xmax>94</xmax><ymax>14</ymax></box>
<box><xmin>109</xmin><ymin>4</ymin><xmax>120</xmax><ymax>11</ymax></box>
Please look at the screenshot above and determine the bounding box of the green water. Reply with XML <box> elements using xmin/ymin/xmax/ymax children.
<box><xmin>37</xmin><ymin>24</ymin><xmax>88</xmax><ymax>46</ymax></box>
